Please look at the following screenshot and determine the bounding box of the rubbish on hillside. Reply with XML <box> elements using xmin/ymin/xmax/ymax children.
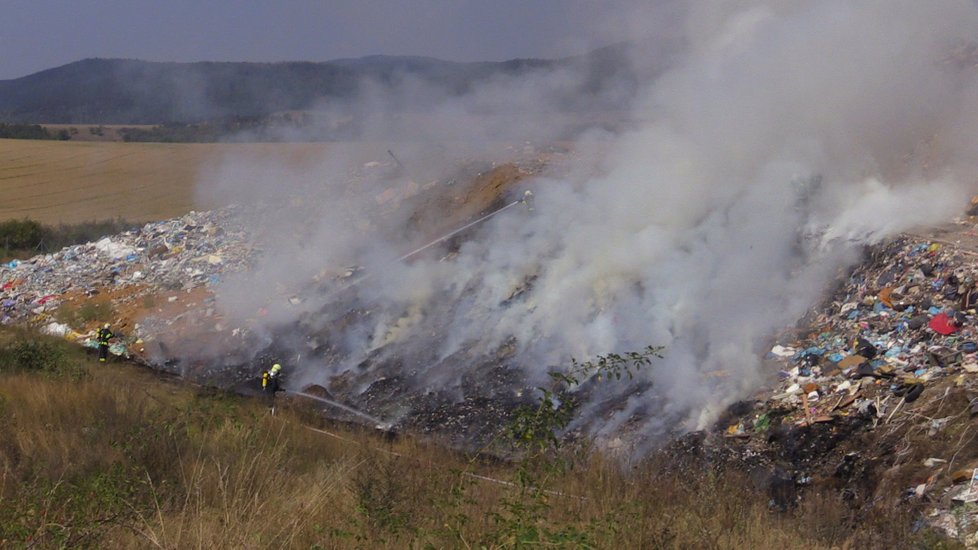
<box><xmin>839</xmin><ymin>355</ymin><xmax>867</xmax><ymax>368</ymax></box>
<box><xmin>951</xmin><ymin>469</ymin><xmax>974</xmax><ymax>484</ymax></box>
<box><xmin>929</xmin><ymin>417</ymin><xmax>951</xmax><ymax>436</ymax></box>
<box><xmin>726</xmin><ymin>422</ymin><xmax>748</xmax><ymax>438</ymax></box>
<box><xmin>894</xmin><ymin>382</ymin><xmax>925</xmax><ymax>403</ymax></box>
<box><xmin>753</xmin><ymin>413</ymin><xmax>770</xmax><ymax>432</ymax></box>
<box><xmin>0</xmin><ymin>207</ymin><xmax>255</xmax><ymax>330</ymax></box>
<box><xmin>41</xmin><ymin>322</ymin><xmax>70</xmax><ymax>337</ymax></box>
<box><xmin>733</xmin><ymin>227</ymin><xmax>978</xmax><ymax>540</ymax></box>
<box><xmin>94</xmin><ymin>237</ymin><xmax>136</xmax><ymax>260</ymax></box>
<box><xmin>952</xmin><ymin>485</ymin><xmax>978</xmax><ymax>506</ymax></box>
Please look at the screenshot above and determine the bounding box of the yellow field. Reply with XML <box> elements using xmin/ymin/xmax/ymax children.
<box><xmin>0</xmin><ymin>139</ymin><xmax>341</xmax><ymax>225</ymax></box>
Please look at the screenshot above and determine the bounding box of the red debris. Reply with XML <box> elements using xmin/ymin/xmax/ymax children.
<box><xmin>930</xmin><ymin>312</ymin><xmax>959</xmax><ymax>335</ymax></box>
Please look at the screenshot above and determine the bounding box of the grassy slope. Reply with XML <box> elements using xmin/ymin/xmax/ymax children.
<box><xmin>0</xmin><ymin>328</ymin><xmax>955</xmax><ymax>549</ymax></box>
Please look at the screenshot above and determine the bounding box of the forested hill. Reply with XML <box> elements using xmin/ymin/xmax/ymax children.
<box><xmin>0</xmin><ymin>43</ymin><xmax>664</xmax><ymax>125</ymax></box>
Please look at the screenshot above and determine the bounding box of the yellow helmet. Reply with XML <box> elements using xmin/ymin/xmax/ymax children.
<box><xmin>270</xmin><ymin>363</ymin><xmax>282</xmax><ymax>375</ymax></box>
<box><xmin>103</xmin><ymin>323</ymin><xmax>110</xmax><ymax>329</ymax></box>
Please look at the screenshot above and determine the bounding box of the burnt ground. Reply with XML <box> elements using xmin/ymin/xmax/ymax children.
<box><xmin>86</xmin><ymin>158</ymin><xmax>548</xmax><ymax>450</ymax></box>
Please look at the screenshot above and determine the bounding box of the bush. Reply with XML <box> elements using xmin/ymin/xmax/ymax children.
<box><xmin>0</xmin><ymin>219</ymin><xmax>46</xmax><ymax>250</ymax></box>
<box><xmin>0</xmin><ymin>336</ymin><xmax>84</xmax><ymax>379</ymax></box>
<box><xmin>0</xmin><ymin>123</ymin><xmax>57</xmax><ymax>140</ymax></box>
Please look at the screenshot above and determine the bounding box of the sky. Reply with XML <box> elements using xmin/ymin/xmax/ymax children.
<box><xmin>0</xmin><ymin>0</ymin><xmax>647</xmax><ymax>80</ymax></box>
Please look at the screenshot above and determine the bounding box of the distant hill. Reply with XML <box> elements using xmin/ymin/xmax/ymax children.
<box><xmin>0</xmin><ymin>43</ymin><xmax>674</xmax><ymax>126</ymax></box>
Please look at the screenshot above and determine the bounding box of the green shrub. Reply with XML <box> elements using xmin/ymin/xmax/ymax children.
<box><xmin>0</xmin><ymin>219</ymin><xmax>45</xmax><ymax>251</ymax></box>
<box><xmin>0</xmin><ymin>337</ymin><xmax>84</xmax><ymax>379</ymax></box>
<box><xmin>0</xmin><ymin>123</ymin><xmax>56</xmax><ymax>140</ymax></box>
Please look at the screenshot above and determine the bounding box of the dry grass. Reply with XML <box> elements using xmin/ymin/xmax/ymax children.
<box><xmin>0</xmin><ymin>330</ymin><xmax>960</xmax><ymax>548</ymax></box>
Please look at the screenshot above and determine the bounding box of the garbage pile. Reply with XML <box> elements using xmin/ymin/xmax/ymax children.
<box><xmin>710</xmin><ymin>225</ymin><xmax>978</xmax><ymax>542</ymax></box>
<box><xmin>0</xmin><ymin>207</ymin><xmax>254</xmax><ymax>351</ymax></box>
<box><xmin>760</xmin><ymin>238</ymin><xmax>978</xmax><ymax>426</ymax></box>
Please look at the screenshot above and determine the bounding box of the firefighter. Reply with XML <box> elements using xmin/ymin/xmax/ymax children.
<box><xmin>262</xmin><ymin>363</ymin><xmax>283</xmax><ymax>394</ymax></box>
<box><xmin>96</xmin><ymin>323</ymin><xmax>113</xmax><ymax>362</ymax></box>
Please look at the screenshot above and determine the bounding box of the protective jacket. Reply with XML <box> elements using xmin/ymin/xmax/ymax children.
<box><xmin>262</xmin><ymin>364</ymin><xmax>282</xmax><ymax>392</ymax></box>
<box><xmin>97</xmin><ymin>327</ymin><xmax>113</xmax><ymax>344</ymax></box>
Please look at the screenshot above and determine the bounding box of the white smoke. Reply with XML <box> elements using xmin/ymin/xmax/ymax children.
<box><xmin>200</xmin><ymin>0</ymin><xmax>978</xmax><ymax>445</ymax></box>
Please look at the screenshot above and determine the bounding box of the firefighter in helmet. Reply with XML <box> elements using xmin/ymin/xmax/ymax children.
<box><xmin>96</xmin><ymin>323</ymin><xmax>113</xmax><ymax>362</ymax></box>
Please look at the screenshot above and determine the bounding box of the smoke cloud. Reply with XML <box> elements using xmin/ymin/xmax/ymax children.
<box><xmin>197</xmin><ymin>0</ymin><xmax>978</xmax><ymax>448</ymax></box>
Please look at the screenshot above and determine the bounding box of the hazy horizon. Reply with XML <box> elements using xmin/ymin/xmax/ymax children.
<box><xmin>0</xmin><ymin>0</ymin><xmax>678</xmax><ymax>80</ymax></box>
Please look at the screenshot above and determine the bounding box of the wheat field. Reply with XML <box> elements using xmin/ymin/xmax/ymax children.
<box><xmin>0</xmin><ymin>139</ymin><xmax>345</xmax><ymax>225</ymax></box>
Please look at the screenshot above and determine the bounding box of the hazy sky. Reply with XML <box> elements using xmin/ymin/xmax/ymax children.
<box><xmin>0</xmin><ymin>0</ymin><xmax>647</xmax><ymax>80</ymax></box>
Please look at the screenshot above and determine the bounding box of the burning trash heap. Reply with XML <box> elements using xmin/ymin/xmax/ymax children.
<box><xmin>705</xmin><ymin>218</ymin><xmax>978</xmax><ymax>541</ymax></box>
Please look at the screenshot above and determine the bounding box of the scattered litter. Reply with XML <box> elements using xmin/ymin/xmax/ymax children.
<box><xmin>0</xmin><ymin>208</ymin><xmax>254</xmax><ymax>330</ymax></box>
<box><xmin>41</xmin><ymin>322</ymin><xmax>70</xmax><ymax>337</ymax></box>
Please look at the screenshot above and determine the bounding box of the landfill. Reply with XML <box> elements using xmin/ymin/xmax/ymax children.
<box><xmin>0</xmin><ymin>207</ymin><xmax>255</xmax><ymax>355</ymax></box>
<box><xmin>0</xmin><ymin>155</ymin><xmax>545</xmax><ymax>371</ymax></box>
<box><xmin>701</xmin><ymin>217</ymin><xmax>978</xmax><ymax>542</ymax></box>
<box><xmin>6</xmin><ymin>156</ymin><xmax>978</xmax><ymax>542</ymax></box>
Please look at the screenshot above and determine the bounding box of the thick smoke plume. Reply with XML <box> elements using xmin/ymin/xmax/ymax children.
<box><xmin>199</xmin><ymin>1</ymin><xmax>978</xmax><ymax>447</ymax></box>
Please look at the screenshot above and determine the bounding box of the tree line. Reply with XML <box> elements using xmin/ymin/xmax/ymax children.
<box><xmin>0</xmin><ymin>123</ymin><xmax>68</xmax><ymax>140</ymax></box>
